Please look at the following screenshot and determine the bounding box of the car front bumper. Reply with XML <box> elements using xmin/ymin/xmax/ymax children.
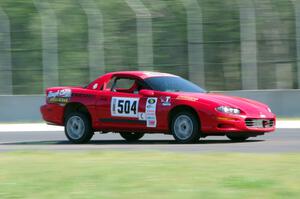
<box><xmin>40</xmin><ymin>104</ymin><xmax>64</xmax><ymax>125</ymax></box>
<box><xmin>202</xmin><ymin>113</ymin><xmax>276</xmax><ymax>134</ymax></box>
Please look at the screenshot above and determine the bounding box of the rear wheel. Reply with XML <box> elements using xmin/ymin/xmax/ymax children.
<box><xmin>65</xmin><ymin>112</ymin><xmax>93</xmax><ymax>144</ymax></box>
<box><xmin>120</xmin><ymin>132</ymin><xmax>144</xmax><ymax>142</ymax></box>
<box><xmin>171</xmin><ymin>111</ymin><xmax>200</xmax><ymax>143</ymax></box>
<box><xmin>226</xmin><ymin>135</ymin><xmax>249</xmax><ymax>142</ymax></box>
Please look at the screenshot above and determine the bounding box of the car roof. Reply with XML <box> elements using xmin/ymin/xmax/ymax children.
<box><xmin>106</xmin><ymin>71</ymin><xmax>177</xmax><ymax>79</ymax></box>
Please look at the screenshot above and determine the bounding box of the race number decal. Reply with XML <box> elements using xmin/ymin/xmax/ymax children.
<box><xmin>111</xmin><ymin>97</ymin><xmax>139</xmax><ymax>118</ymax></box>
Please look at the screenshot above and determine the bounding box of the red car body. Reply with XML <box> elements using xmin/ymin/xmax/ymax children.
<box><xmin>41</xmin><ymin>71</ymin><xmax>276</xmax><ymax>143</ymax></box>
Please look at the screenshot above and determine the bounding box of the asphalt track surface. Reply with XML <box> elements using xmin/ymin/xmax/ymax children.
<box><xmin>0</xmin><ymin>129</ymin><xmax>299</xmax><ymax>152</ymax></box>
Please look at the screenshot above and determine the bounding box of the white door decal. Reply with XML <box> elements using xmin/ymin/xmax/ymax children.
<box><xmin>111</xmin><ymin>97</ymin><xmax>139</xmax><ymax>118</ymax></box>
<box><xmin>145</xmin><ymin>98</ymin><xmax>157</xmax><ymax>127</ymax></box>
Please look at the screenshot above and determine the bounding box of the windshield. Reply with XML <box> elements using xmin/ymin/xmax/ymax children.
<box><xmin>145</xmin><ymin>76</ymin><xmax>206</xmax><ymax>93</ymax></box>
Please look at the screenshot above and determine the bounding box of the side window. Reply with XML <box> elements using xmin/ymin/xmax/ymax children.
<box><xmin>110</xmin><ymin>77</ymin><xmax>140</xmax><ymax>93</ymax></box>
<box><xmin>114</xmin><ymin>78</ymin><xmax>135</xmax><ymax>90</ymax></box>
<box><xmin>106</xmin><ymin>76</ymin><xmax>149</xmax><ymax>93</ymax></box>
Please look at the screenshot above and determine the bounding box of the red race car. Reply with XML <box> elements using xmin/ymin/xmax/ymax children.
<box><xmin>40</xmin><ymin>71</ymin><xmax>276</xmax><ymax>143</ymax></box>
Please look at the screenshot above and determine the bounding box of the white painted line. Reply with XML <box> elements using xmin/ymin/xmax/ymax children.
<box><xmin>0</xmin><ymin>120</ymin><xmax>299</xmax><ymax>132</ymax></box>
<box><xmin>276</xmin><ymin>121</ymin><xmax>300</xmax><ymax>129</ymax></box>
<box><xmin>0</xmin><ymin>123</ymin><xmax>63</xmax><ymax>132</ymax></box>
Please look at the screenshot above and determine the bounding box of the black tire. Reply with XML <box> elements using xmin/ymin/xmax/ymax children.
<box><xmin>226</xmin><ymin>135</ymin><xmax>249</xmax><ymax>142</ymax></box>
<box><xmin>64</xmin><ymin>112</ymin><xmax>93</xmax><ymax>144</ymax></box>
<box><xmin>120</xmin><ymin>132</ymin><xmax>144</xmax><ymax>142</ymax></box>
<box><xmin>171</xmin><ymin>111</ymin><xmax>200</xmax><ymax>143</ymax></box>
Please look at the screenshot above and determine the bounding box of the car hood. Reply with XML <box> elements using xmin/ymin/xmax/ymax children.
<box><xmin>176</xmin><ymin>92</ymin><xmax>273</xmax><ymax>117</ymax></box>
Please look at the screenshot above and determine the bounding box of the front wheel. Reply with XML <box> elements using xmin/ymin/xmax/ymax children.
<box><xmin>226</xmin><ymin>135</ymin><xmax>249</xmax><ymax>142</ymax></box>
<box><xmin>65</xmin><ymin>112</ymin><xmax>93</xmax><ymax>144</ymax></box>
<box><xmin>120</xmin><ymin>132</ymin><xmax>144</xmax><ymax>142</ymax></box>
<box><xmin>171</xmin><ymin>111</ymin><xmax>200</xmax><ymax>143</ymax></box>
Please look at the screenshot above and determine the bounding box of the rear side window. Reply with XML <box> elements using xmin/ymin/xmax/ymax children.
<box><xmin>106</xmin><ymin>77</ymin><xmax>136</xmax><ymax>91</ymax></box>
<box><xmin>114</xmin><ymin>78</ymin><xmax>135</xmax><ymax>89</ymax></box>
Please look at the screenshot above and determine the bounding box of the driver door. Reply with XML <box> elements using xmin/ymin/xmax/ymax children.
<box><xmin>96</xmin><ymin>77</ymin><xmax>148</xmax><ymax>131</ymax></box>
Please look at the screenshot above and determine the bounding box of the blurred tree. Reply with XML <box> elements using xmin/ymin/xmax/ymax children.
<box><xmin>0</xmin><ymin>7</ymin><xmax>12</xmax><ymax>94</ymax></box>
<box><xmin>0</xmin><ymin>0</ymin><xmax>297</xmax><ymax>94</ymax></box>
<box><xmin>2</xmin><ymin>0</ymin><xmax>43</xmax><ymax>94</ymax></box>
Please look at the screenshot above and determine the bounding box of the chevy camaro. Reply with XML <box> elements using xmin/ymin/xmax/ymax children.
<box><xmin>40</xmin><ymin>71</ymin><xmax>276</xmax><ymax>143</ymax></box>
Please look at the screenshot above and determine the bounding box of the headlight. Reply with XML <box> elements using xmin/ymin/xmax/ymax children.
<box><xmin>216</xmin><ymin>106</ymin><xmax>241</xmax><ymax>114</ymax></box>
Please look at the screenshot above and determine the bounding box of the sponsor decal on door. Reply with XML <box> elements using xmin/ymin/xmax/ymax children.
<box><xmin>145</xmin><ymin>98</ymin><xmax>157</xmax><ymax>127</ymax></box>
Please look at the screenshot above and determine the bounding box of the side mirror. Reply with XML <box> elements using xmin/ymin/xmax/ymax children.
<box><xmin>139</xmin><ymin>89</ymin><xmax>154</xmax><ymax>96</ymax></box>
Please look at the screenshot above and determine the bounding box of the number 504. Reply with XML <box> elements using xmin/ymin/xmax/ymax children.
<box><xmin>117</xmin><ymin>100</ymin><xmax>137</xmax><ymax>114</ymax></box>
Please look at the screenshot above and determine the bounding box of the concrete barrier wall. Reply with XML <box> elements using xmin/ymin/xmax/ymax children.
<box><xmin>215</xmin><ymin>90</ymin><xmax>300</xmax><ymax>117</ymax></box>
<box><xmin>0</xmin><ymin>95</ymin><xmax>45</xmax><ymax>122</ymax></box>
<box><xmin>0</xmin><ymin>90</ymin><xmax>299</xmax><ymax>122</ymax></box>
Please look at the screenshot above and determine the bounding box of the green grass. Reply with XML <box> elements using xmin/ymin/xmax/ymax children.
<box><xmin>0</xmin><ymin>152</ymin><xmax>299</xmax><ymax>199</ymax></box>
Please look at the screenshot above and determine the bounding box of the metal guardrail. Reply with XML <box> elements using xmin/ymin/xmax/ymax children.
<box><xmin>0</xmin><ymin>90</ymin><xmax>299</xmax><ymax>122</ymax></box>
